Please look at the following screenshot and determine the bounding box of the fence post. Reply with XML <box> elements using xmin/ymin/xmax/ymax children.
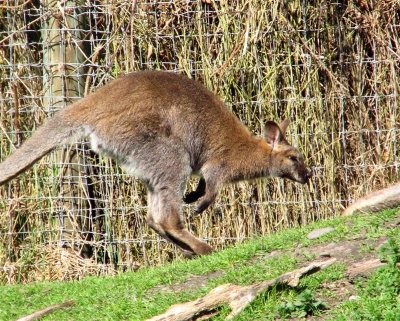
<box><xmin>42</xmin><ymin>0</ymin><xmax>93</xmax><ymax>258</ymax></box>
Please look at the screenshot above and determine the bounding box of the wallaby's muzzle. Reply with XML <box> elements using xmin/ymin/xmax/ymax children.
<box><xmin>291</xmin><ymin>166</ymin><xmax>313</xmax><ymax>184</ymax></box>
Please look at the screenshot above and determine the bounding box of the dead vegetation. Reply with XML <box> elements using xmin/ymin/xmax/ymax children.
<box><xmin>0</xmin><ymin>0</ymin><xmax>399</xmax><ymax>283</ymax></box>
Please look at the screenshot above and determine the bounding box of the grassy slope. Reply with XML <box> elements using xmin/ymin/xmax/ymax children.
<box><xmin>1</xmin><ymin>209</ymin><xmax>399</xmax><ymax>321</ymax></box>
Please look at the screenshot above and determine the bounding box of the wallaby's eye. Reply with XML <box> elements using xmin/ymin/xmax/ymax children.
<box><xmin>289</xmin><ymin>156</ymin><xmax>298</xmax><ymax>162</ymax></box>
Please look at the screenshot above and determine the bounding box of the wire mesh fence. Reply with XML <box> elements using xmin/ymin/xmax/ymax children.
<box><xmin>0</xmin><ymin>0</ymin><xmax>399</xmax><ymax>284</ymax></box>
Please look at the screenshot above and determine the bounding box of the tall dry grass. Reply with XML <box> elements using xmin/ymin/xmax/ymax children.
<box><xmin>0</xmin><ymin>0</ymin><xmax>399</xmax><ymax>283</ymax></box>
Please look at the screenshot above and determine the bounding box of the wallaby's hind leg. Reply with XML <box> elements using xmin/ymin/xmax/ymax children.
<box><xmin>147</xmin><ymin>188</ymin><xmax>213</xmax><ymax>256</ymax></box>
<box><xmin>183</xmin><ymin>177</ymin><xmax>206</xmax><ymax>204</ymax></box>
<box><xmin>124</xmin><ymin>137</ymin><xmax>212</xmax><ymax>256</ymax></box>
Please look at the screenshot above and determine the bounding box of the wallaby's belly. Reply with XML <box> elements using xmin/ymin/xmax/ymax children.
<box><xmin>88</xmin><ymin>129</ymin><xmax>194</xmax><ymax>184</ymax></box>
<box><xmin>89</xmin><ymin>132</ymin><xmax>146</xmax><ymax>179</ymax></box>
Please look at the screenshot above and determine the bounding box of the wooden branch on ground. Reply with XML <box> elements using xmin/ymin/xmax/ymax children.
<box><xmin>147</xmin><ymin>258</ymin><xmax>337</xmax><ymax>321</ymax></box>
<box><xmin>14</xmin><ymin>300</ymin><xmax>74</xmax><ymax>321</ymax></box>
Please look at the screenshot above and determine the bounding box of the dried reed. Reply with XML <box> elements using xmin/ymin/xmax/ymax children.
<box><xmin>0</xmin><ymin>0</ymin><xmax>399</xmax><ymax>283</ymax></box>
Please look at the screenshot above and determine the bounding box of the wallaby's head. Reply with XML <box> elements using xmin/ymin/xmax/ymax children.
<box><xmin>263</xmin><ymin>120</ymin><xmax>312</xmax><ymax>184</ymax></box>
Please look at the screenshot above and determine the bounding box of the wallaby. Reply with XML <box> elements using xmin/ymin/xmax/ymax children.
<box><xmin>0</xmin><ymin>71</ymin><xmax>312</xmax><ymax>256</ymax></box>
<box><xmin>343</xmin><ymin>182</ymin><xmax>400</xmax><ymax>215</ymax></box>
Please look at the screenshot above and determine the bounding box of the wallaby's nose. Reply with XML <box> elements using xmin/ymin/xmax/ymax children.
<box><xmin>300</xmin><ymin>168</ymin><xmax>313</xmax><ymax>184</ymax></box>
<box><xmin>299</xmin><ymin>167</ymin><xmax>313</xmax><ymax>184</ymax></box>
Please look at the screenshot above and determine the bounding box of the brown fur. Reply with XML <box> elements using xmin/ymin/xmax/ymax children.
<box><xmin>0</xmin><ymin>71</ymin><xmax>312</xmax><ymax>256</ymax></box>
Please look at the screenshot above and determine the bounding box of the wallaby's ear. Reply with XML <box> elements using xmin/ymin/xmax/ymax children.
<box><xmin>263</xmin><ymin>121</ymin><xmax>284</xmax><ymax>147</ymax></box>
<box><xmin>279</xmin><ymin>119</ymin><xmax>290</xmax><ymax>135</ymax></box>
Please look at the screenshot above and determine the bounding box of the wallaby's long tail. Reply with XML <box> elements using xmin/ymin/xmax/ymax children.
<box><xmin>343</xmin><ymin>183</ymin><xmax>400</xmax><ymax>215</ymax></box>
<box><xmin>0</xmin><ymin>110</ymin><xmax>84</xmax><ymax>185</ymax></box>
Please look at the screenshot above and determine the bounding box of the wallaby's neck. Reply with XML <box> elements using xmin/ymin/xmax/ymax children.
<box><xmin>225</xmin><ymin>136</ymin><xmax>272</xmax><ymax>183</ymax></box>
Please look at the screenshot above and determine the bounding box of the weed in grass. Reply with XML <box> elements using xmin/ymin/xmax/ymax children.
<box><xmin>359</xmin><ymin>241</ymin><xmax>376</xmax><ymax>255</ymax></box>
<box><xmin>378</xmin><ymin>238</ymin><xmax>400</xmax><ymax>266</ymax></box>
<box><xmin>333</xmin><ymin>266</ymin><xmax>400</xmax><ymax>321</ymax></box>
<box><xmin>277</xmin><ymin>289</ymin><xmax>328</xmax><ymax>318</ymax></box>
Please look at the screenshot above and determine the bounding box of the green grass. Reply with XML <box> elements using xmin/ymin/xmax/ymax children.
<box><xmin>1</xmin><ymin>208</ymin><xmax>399</xmax><ymax>321</ymax></box>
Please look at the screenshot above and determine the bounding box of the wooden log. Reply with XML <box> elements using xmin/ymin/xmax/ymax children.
<box><xmin>147</xmin><ymin>258</ymin><xmax>337</xmax><ymax>321</ymax></box>
<box><xmin>14</xmin><ymin>300</ymin><xmax>74</xmax><ymax>321</ymax></box>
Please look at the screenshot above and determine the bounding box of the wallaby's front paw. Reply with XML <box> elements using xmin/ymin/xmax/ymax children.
<box><xmin>194</xmin><ymin>192</ymin><xmax>217</xmax><ymax>214</ymax></box>
<box><xmin>194</xmin><ymin>200</ymin><xmax>211</xmax><ymax>213</ymax></box>
<box><xmin>183</xmin><ymin>191</ymin><xmax>201</xmax><ymax>204</ymax></box>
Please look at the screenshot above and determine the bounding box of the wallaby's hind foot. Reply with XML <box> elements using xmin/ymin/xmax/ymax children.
<box><xmin>165</xmin><ymin>229</ymin><xmax>213</xmax><ymax>256</ymax></box>
<box><xmin>147</xmin><ymin>188</ymin><xmax>212</xmax><ymax>256</ymax></box>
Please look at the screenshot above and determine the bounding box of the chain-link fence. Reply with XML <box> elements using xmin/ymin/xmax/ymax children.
<box><xmin>0</xmin><ymin>0</ymin><xmax>399</xmax><ymax>283</ymax></box>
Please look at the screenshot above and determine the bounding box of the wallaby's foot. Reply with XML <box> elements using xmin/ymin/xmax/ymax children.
<box><xmin>191</xmin><ymin>242</ymin><xmax>213</xmax><ymax>255</ymax></box>
<box><xmin>181</xmin><ymin>249</ymin><xmax>196</xmax><ymax>259</ymax></box>
<box><xmin>147</xmin><ymin>186</ymin><xmax>213</xmax><ymax>256</ymax></box>
<box><xmin>199</xmin><ymin>244</ymin><xmax>213</xmax><ymax>255</ymax></box>
<box><xmin>180</xmin><ymin>243</ymin><xmax>213</xmax><ymax>258</ymax></box>
<box><xmin>165</xmin><ymin>228</ymin><xmax>213</xmax><ymax>255</ymax></box>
